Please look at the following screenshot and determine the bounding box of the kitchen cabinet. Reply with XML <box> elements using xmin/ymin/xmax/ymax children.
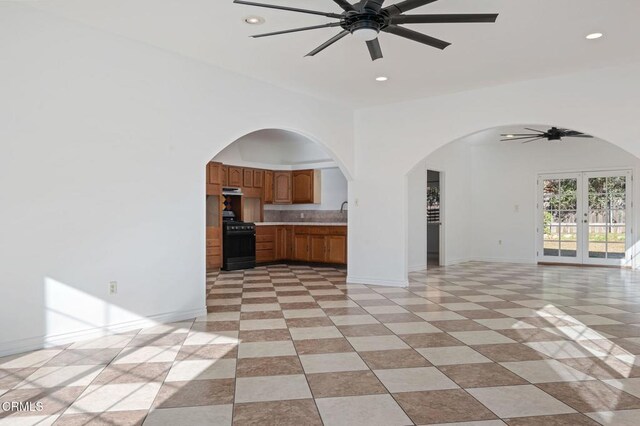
<box><xmin>264</xmin><ymin>170</ymin><xmax>274</xmax><ymax>204</ymax></box>
<box><xmin>221</xmin><ymin>165</ymin><xmax>228</xmax><ymax>186</ymax></box>
<box><xmin>206</xmin><ymin>162</ymin><xmax>223</xmax><ymax>195</ymax></box>
<box><xmin>292</xmin><ymin>170</ymin><xmax>320</xmax><ymax>204</ymax></box>
<box><xmin>243</xmin><ymin>168</ymin><xmax>254</xmax><ymax>188</ymax></box>
<box><xmin>253</xmin><ymin>169</ymin><xmax>264</xmax><ymax>188</ymax></box>
<box><xmin>256</xmin><ymin>226</ymin><xmax>276</xmax><ymax>263</ymax></box>
<box><xmin>257</xmin><ymin>225</ymin><xmax>346</xmax><ymax>265</ymax></box>
<box><xmin>274</xmin><ymin>171</ymin><xmax>292</xmax><ymax>204</ymax></box>
<box><xmin>228</xmin><ymin>167</ymin><xmax>243</xmax><ymax>187</ymax></box>
<box><xmin>293</xmin><ymin>234</ymin><xmax>310</xmax><ymax>261</ymax></box>
<box><xmin>310</xmin><ymin>235</ymin><xmax>327</xmax><ymax>262</ymax></box>
<box><xmin>326</xmin><ymin>235</ymin><xmax>347</xmax><ymax>264</ymax></box>
<box><xmin>276</xmin><ymin>225</ymin><xmax>292</xmax><ymax>259</ymax></box>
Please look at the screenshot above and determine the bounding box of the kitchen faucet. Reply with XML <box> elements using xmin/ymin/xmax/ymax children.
<box><xmin>340</xmin><ymin>201</ymin><xmax>348</xmax><ymax>213</ymax></box>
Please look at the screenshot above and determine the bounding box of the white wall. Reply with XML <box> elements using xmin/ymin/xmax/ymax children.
<box><xmin>407</xmin><ymin>132</ymin><xmax>640</xmax><ymax>269</ymax></box>
<box><xmin>0</xmin><ymin>3</ymin><xmax>354</xmax><ymax>356</ymax></box>
<box><xmin>350</xmin><ymin>61</ymin><xmax>640</xmax><ymax>287</ymax></box>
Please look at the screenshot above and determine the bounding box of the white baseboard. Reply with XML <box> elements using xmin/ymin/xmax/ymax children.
<box><xmin>408</xmin><ymin>264</ymin><xmax>427</xmax><ymax>272</ymax></box>
<box><xmin>471</xmin><ymin>257</ymin><xmax>536</xmax><ymax>265</ymax></box>
<box><xmin>347</xmin><ymin>275</ymin><xmax>409</xmax><ymax>288</ymax></box>
<box><xmin>0</xmin><ymin>307</ymin><xmax>207</xmax><ymax>358</ymax></box>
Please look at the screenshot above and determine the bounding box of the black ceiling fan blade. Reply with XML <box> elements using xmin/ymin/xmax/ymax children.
<box><xmin>567</xmin><ymin>135</ymin><xmax>594</xmax><ymax>138</ymax></box>
<box><xmin>502</xmin><ymin>136</ymin><xmax>542</xmax><ymax>141</ymax></box>
<box><xmin>383</xmin><ymin>25</ymin><xmax>450</xmax><ymax>50</ymax></box>
<box><xmin>333</xmin><ymin>0</ymin><xmax>356</xmax><ymax>11</ymax></box>
<box><xmin>522</xmin><ymin>137</ymin><xmax>546</xmax><ymax>144</ymax></box>
<box><xmin>391</xmin><ymin>13</ymin><xmax>498</xmax><ymax>24</ymax></box>
<box><xmin>501</xmin><ymin>134</ymin><xmax>543</xmax><ymax>137</ymax></box>
<box><xmin>252</xmin><ymin>22</ymin><xmax>342</xmax><ymax>38</ymax></box>
<box><xmin>366</xmin><ymin>38</ymin><xmax>383</xmax><ymax>61</ymax></box>
<box><xmin>524</xmin><ymin>128</ymin><xmax>546</xmax><ymax>134</ymax></box>
<box><xmin>386</xmin><ymin>0</ymin><xmax>438</xmax><ymax>15</ymax></box>
<box><xmin>563</xmin><ymin>130</ymin><xmax>591</xmax><ymax>137</ymax></box>
<box><xmin>306</xmin><ymin>30</ymin><xmax>350</xmax><ymax>57</ymax></box>
<box><xmin>363</xmin><ymin>0</ymin><xmax>385</xmax><ymax>12</ymax></box>
<box><xmin>233</xmin><ymin>1</ymin><xmax>343</xmax><ymax>19</ymax></box>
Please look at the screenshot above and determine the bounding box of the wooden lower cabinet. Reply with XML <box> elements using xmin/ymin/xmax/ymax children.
<box><xmin>326</xmin><ymin>235</ymin><xmax>347</xmax><ymax>264</ymax></box>
<box><xmin>206</xmin><ymin>226</ymin><xmax>222</xmax><ymax>270</ymax></box>
<box><xmin>256</xmin><ymin>226</ymin><xmax>276</xmax><ymax>263</ymax></box>
<box><xmin>276</xmin><ymin>226</ymin><xmax>292</xmax><ymax>259</ymax></box>
<box><xmin>310</xmin><ymin>235</ymin><xmax>327</xmax><ymax>262</ymax></box>
<box><xmin>293</xmin><ymin>234</ymin><xmax>310</xmax><ymax>261</ymax></box>
<box><xmin>257</xmin><ymin>225</ymin><xmax>346</xmax><ymax>265</ymax></box>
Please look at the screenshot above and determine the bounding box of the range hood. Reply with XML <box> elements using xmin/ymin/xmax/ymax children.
<box><xmin>222</xmin><ymin>187</ymin><xmax>243</xmax><ymax>196</ymax></box>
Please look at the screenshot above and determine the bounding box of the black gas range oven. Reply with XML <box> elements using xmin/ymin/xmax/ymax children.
<box><xmin>222</xmin><ymin>220</ymin><xmax>256</xmax><ymax>271</ymax></box>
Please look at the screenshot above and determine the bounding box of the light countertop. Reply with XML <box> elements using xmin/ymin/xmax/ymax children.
<box><xmin>255</xmin><ymin>222</ymin><xmax>347</xmax><ymax>226</ymax></box>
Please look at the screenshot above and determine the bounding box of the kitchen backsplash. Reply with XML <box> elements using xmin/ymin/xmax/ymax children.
<box><xmin>263</xmin><ymin>210</ymin><xmax>347</xmax><ymax>223</ymax></box>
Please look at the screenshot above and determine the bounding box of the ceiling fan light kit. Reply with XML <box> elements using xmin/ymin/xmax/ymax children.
<box><xmin>234</xmin><ymin>0</ymin><xmax>498</xmax><ymax>61</ymax></box>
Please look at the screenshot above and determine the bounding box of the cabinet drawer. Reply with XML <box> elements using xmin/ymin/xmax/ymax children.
<box><xmin>257</xmin><ymin>242</ymin><xmax>274</xmax><ymax>250</ymax></box>
<box><xmin>256</xmin><ymin>234</ymin><xmax>275</xmax><ymax>243</ymax></box>
<box><xmin>207</xmin><ymin>246</ymin><xmax>221</xmax><ymax>256</ymax></box>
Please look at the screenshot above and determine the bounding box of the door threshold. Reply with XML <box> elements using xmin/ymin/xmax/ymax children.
<box><xmin>537</xmin><ymin>262</ymin><xmax>630</xmax><ymax>269</ymax></box>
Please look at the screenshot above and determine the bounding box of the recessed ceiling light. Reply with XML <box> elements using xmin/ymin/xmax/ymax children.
<box><xmin>505</xmin><ymin>134</ymin><xmax>515</xmax><ymax>138</ymax></box>
<box><xmin>244</xmin><ymin>16</ymin><xmax>265</xmax><ymax>25</ymax></box>
<box><xmin>586</xmin><ymin>32</ymin><xmax>603</xmax><ymax>40</ymax></box>
<box><xmin>375</xmin><ymin>76</ymin><xmax>388</xmax><ymax>82</ymax></box>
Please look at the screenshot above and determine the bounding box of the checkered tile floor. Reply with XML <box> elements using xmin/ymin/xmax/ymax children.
<box><xmin>5</xmin><ymin>263</ymin><xmax>640</xmax><ymax>424</ymax></box>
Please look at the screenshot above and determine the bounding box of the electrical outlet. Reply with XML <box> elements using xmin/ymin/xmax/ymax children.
<box><xmin>300</xmin><ymin>212</ymin><xmax>305</xmax><ymax>218</ymax></box>
<box><xmin>109</xmin><ymin>281</ymin><xmax>118</xmax><ymax>295</ymax></box>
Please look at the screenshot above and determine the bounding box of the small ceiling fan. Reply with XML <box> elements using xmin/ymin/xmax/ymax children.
<box><xmin>234</xmin><ymin>0</ymin><xmax>499</xmax><ymax>60</ymax></box>
<box><xmin>501</xmin><ymin>127</ymin><xmax>594</xmax><ymax>143</ymax></box>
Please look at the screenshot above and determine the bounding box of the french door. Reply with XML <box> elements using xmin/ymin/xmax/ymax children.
<box><xmin>538</xmin><ymin>170</ymin><xmax>632</xmax><ymax>266</ymax></box>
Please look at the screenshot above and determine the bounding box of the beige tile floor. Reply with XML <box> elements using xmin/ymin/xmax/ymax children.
<box><xmin>4</xmin><ymin>262</ymin><xmax>640</xmax><ymax>424</ymax></box>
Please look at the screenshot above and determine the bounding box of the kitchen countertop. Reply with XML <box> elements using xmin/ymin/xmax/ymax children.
<box><xmin>255</xmin><ymin>222</ymin><xmax>347</xmax><ymax>226</ymax></box>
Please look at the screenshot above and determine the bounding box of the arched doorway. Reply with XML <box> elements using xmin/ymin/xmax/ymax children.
<box><xmin>204</xmin><ymin>128</ymin><xmax>351</xmax><ymax>302</ymax></box>
<box><xmin>407</xmin><ymin>124</ymin><xmax>640</xmax><ymax>274</ymax></box>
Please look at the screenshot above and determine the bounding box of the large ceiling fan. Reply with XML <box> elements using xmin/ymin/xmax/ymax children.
<box><xmin>501</xmin><ymin>127</ymin><xmax>594</xmax><ymax>143</ymax></box>
<box><xmin>234</xmin><ymin>0</ymin><xmax>499</xmax><ymax>60</ymax></box>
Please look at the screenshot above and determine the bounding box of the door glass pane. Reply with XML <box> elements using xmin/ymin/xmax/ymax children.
<box><xmin>542</xmin><ymin>178</ymin><xmax>578</xmax><ymax>259</ymax></box>
<box><xmin>589</xmin><ymin>177</ymin><xmax>606</xmax><ymax>193</ymax></box>
<box><xmin>587</xmin><ymin>175</ymin><xmax>628</xmax><ymax>261</ymax></box>
<box><xmin>560</xmin><ymin>242</ymin><xmax>577</xmax><ymax>257</ymax></box>
<box><xmin>560</xmin><ymin>211</ymin><xmax>577</xmax><ymax>224</ymax></box>
<box><xmin>589</xmin><ymin>242</ymin><xmax>607</xmax><ymax>258</ymax></box>
<box><xmin>607</xmin><ymin>243</ymin><xmax>626</xmax><ymax>259</ymax></box>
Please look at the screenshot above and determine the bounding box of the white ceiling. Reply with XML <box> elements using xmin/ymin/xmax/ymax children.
<box><xmin>29</xmin><ymin>0</ymin><xmax>640</xmax><ymax>107</ymax></box>
<box><xmin>214</xmin><ymin>129</ymin><xmax>333</xmax><ymax>165</ymax></box>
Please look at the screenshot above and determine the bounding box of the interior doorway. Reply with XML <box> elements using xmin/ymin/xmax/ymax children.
<box><xmin>538</xmin><ymin>170</ymin><xmax>633</xmax><ymax>266</ymax></box>
<box><xmin>427</xmin><ymin>170</ymin><xmax>442</xmax><ymax>267</ymax></box>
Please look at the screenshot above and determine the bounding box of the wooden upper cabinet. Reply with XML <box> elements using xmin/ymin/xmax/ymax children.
<box><xmin>243</xmin><ymin>168</ymin><xmax>254</xmax><ymax>188</ymax></box>
<box><xmin>273</xmin><ymin>171</ymin><xmax>292</xmax><ymax>204</ymax></box>
<box><xmin>292</xmin><ymin>170</ymin><xmax>320</xmax><ymax>204</ymax></box>
<box><xmin>221</xmin><ymin>165</ymin><xmax>229</xmax><ymax>186</ymax></box>
<box><xmin>253</xmin><ymin>169</ymin><xmax>264</xmax><ymax>188</ymax></box>
<box><xmin>206</xmin><ymin>162</ymin><xmax>223</xmax><ymax>195</ymax></box>
<box><xmin>264</xmin><ymin>170</ymin><xmax>274</xmax><ymax>204</ymax></box>
<box><xmin>228</xmin><ymin>167</ymin><xmax>242</xmax><ymax>187</ymax></box>
<box><xmin>207</xmin><ymin>162</ymin><xmax>222</xmax><ymax>185</ymax></box>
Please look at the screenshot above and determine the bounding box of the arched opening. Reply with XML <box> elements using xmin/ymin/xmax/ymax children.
<box><xmin>204</xmin><ymin>129</ymin><xmax>350</xmax><ymax>308</ymax></box>
<box><xmin>407</xmin><ymin>124</ymin><xmax>640</xmax><ymax>274</ymax></box>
